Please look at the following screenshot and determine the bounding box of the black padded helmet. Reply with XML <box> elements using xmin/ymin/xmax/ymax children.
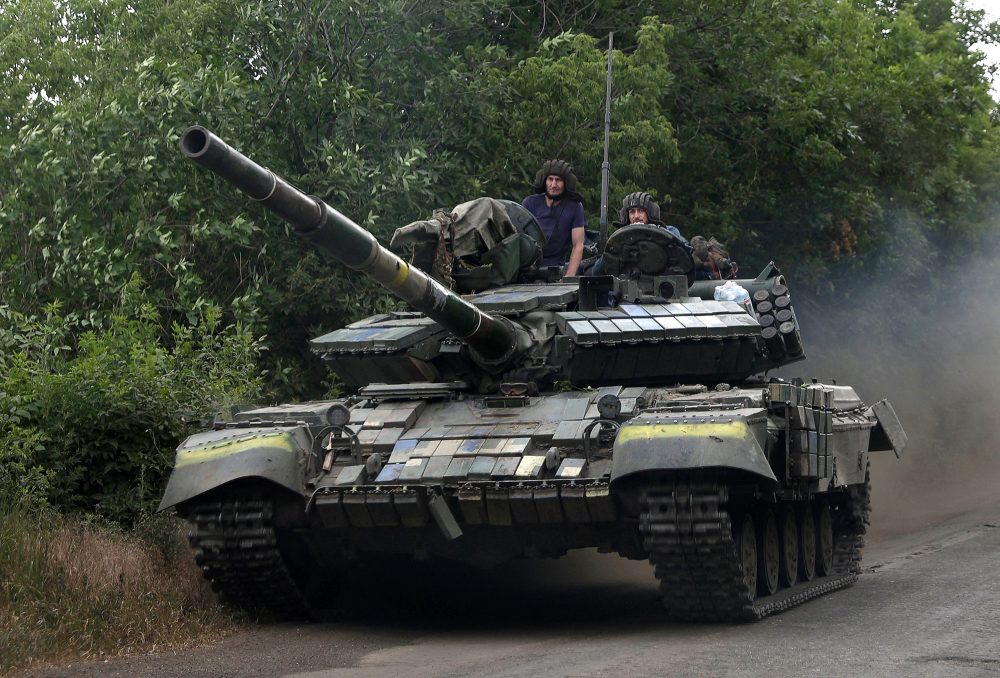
<box><xmin>533</xmin><ymin>159</ymin><xmax>579</xmax><ymax>195</ymax></box>
<box><xmin>620</xmin><ymin>191</ymin><xmax>660</xmax><ymax>224</ymax></box>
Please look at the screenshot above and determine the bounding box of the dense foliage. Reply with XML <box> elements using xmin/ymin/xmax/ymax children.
<box><xmin>1</xmin><ymin>0</ymin><xmax>999</xmax><ymax>515</ymax></box>
<box><xmin>0</xmin><ymin>279</ymin><xmax>261</xmax><ymax>520</ymax></box>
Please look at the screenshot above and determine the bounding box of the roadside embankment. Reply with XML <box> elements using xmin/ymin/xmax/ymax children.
<box><xmin>1</xmin><ymin>504</ymin><xmax>236</xmax><ymax>675</ymax></box>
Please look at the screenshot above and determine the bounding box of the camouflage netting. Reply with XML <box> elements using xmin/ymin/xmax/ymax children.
<box><xmin>391</xmin><ymin>198</ymin><xmax>542</xmax><ymax>293</ymax></box>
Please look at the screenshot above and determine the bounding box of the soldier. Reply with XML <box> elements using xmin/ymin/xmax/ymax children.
<box><xmin>589</xmin><ymin>192</ymin><xmax>687</xmax><ymax>276</ymax></box>
<box><xmin>521</xmin><ymin>159</ymin><xmax>586</xmax><ymax>276</ymax></box>
<box><xmin>618</xmin><ymin>192</ymin><xmax>736</xmax><ymax>278</ymax></box>
<box><xmin>618</xmin><ymin>191</ymin><xmax>685</xmax><ymax>242</ymax></box>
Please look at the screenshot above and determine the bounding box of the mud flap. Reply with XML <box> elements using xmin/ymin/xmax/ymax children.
<box><xmin>428</xmin><ymin>492</ymin><xmax>463</xmax><ymax>540</ymax></box>
<box><xmin>159</xmin><ymin>427</ymin><xmax>311</xmax><ymax>511</ymax></box>
<box><xmin>866</xmin><ymin>399</ymin><xmax>907</xmax><ymax>457</ymax></box>
<box><xmin>609</xmin><ymin>409</ymin><xmax>777</xmax><ymax>485</ymax></box>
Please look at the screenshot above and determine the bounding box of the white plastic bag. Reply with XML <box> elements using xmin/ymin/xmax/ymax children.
<box><xmin>713</xmin><ymin>280</ymin><xmax>750</xmax><ymax>302</ymax></box>
<box><xmin>713</xmin><ymin>280</ymin><xmax>752</xmax><ymax>314</ymax></box>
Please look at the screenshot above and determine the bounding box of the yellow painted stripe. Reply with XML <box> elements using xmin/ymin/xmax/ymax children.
<box><xmin>617</xmin><ymin>420</ymin><xmax>748</xmax><ymax>444</ymax></box>
<box><xmin>389</xmin><ymin>261</ymin><xmax>410</xmax><ymax>289</ymax></box>
<box><xmin>175</xmin><ymin>433</ymin><xmax>295</xmax><ymax>467</ymax></box>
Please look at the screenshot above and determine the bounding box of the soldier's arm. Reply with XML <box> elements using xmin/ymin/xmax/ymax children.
<box><xmin>564</xmin><ymin>226</ymin><xmax>585</xmax><ymax>277</ymax></box>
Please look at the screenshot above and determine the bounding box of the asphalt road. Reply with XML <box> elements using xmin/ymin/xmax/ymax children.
<box><xmin>30</xmin><ymin>494</ymin><xmax>1000</xmax><ymax>678</ymax></box>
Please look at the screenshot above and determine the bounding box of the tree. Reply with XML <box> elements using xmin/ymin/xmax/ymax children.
<box><xmin>3</xmin><ymin>0</ymin><xmax>999</xmax><ymax>407</ymax></box>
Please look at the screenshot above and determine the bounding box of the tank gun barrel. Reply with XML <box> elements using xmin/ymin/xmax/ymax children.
<box><xmin>179</xmin><ymin>125</ymin><xmax>520</xmax><ymax>365</ymax></box>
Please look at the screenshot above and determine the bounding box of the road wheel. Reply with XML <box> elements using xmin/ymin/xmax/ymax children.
<box><xmin>734</xmin><ymin>513</ymin><xmax>757</xmax><ymax>600</ymax></box>
<box><xmin>816</xmin><ymin>500</ymin><xmax>834</xmax><ymax>576</ymax></box>
<box><xmin>778</xmin><ymin>507</ymin><xmax>799</xmax><ymax>587</ymax></box>
<box><xmin>798</xmin><ymin>503</ymin><xmax>816</xmax><ymax>582</ymax></box>
<box><xmin>756</xmin><ymin>510</ymin><xmax>780</xmax><ymax>596</ymax></box>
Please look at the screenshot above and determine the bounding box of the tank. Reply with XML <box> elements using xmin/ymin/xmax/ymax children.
<box><xmin>160</xmin><ymin>126</ymin><xmax>908</xmax><ymax>622</ymax></box>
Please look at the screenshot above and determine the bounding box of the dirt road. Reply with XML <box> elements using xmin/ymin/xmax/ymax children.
<box><xmin>30</xmin><ymin>494</ymin><xmax>1000</xmax><ymax>678</ymax></box>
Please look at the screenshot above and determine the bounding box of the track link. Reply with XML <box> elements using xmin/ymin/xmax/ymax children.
<box><xmin>188</xmin><ymin>497</ymin><xmax>308</xmax><ymax>617</ymax></box>
<box><xmin>639</xmin><ymin>478</ymin><xmax>869</xmax><ymax>622</ymax></box>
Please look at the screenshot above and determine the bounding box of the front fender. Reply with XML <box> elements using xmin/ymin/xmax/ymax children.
<box><xmin>158</xmin><ymin>426</ymin><xmax>313</xmax><ymax>511</ymax></box>
<box><xmin>610</xmin><ymin>408</ymin><xmax>777</xmax><ymax>486</ymax></box>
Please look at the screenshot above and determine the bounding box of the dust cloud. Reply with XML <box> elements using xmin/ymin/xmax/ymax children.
<box><xmin>789</xmin><ymin>258</ymin><xmax>1000</xmax><ymax>539</ymax></box>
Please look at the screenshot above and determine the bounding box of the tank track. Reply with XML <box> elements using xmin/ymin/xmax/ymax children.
<box><xmin>639</xmin><ymin>476</ymin><xmax>869</xmax><ymax>622</ymax></box>
<box><xmin>188</xmin><ymin>497</ymin><xmax>309</xmax><ymax>617</ymax></box>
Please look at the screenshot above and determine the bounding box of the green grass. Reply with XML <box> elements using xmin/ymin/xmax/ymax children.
<box><xmin>0</xmin><ymin>504</ymin><xmax>236</xmax><ymax>675</ymax></box>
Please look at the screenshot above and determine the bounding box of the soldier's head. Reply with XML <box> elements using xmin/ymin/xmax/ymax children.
<box><xmin>620</xmin><ymin>192</ymin><xmax>660</xmax><ymax>225</ymax></box>
<box><xmin>533</xmin><ymin>159</ymin><xmax>579</xmax><ymax>201</ymax></box>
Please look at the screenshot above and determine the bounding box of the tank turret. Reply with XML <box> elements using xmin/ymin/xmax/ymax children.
<box><xmin>179</xmin><ymin>126</ymin><xmax>527</xmax><ymax>368</ymax></box>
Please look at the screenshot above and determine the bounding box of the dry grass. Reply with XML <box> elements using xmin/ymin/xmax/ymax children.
<box><xmin>0</xmin><ymin>505</ymin><xmax>237</xmax><ymax>675</ymax></box>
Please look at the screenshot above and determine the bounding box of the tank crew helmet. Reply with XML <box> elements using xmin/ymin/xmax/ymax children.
<box><xmin>620</xmin><ymin>191</ymin><xmax>661</xmax><ymax>224</ymax></box>
<box><xmin>533</xmin><ymin>159</ymin><xmax>581</xmax><ymax>200</ymax></box>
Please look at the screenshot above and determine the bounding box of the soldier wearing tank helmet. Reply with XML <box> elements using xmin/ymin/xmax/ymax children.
<box><xmin>619</xmin><ymin>192</ymin><xmax>739</xmax><ymax>279</ymax></box>
<box><xmin>589</xmin><ymin>192</ymin><xmax>687</xmax><ymax>276</ymax></box>
<box><xmin>521</xmin><ymin>159</ymin><xmax>587</xmax><ymax>276</ymax></box>
<box><xmin>618</xmin><ymin>191</ymin><xmax>686</xmax><ymax>243</ymax></box>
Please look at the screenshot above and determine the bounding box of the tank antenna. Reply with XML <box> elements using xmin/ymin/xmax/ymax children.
<box><xmin>599</xmin><ymin>32</ymin><xmax>613</xmax><ymax>254</ymax></box>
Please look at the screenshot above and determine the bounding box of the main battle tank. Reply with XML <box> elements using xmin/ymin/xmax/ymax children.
<box><xmin>160</xmin><ymin>126</ymin><xmax>907</xmax><ymax>622</ymax></box>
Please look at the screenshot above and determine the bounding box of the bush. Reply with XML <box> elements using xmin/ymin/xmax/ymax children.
<box><xmin>0</xmin><ymin>278</ymin><xmax>262</xmax><ymax>521</ymax></box>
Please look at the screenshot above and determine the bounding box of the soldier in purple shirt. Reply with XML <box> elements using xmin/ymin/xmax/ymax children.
<box><xmin>521</xmin><ymin>159</ymin><xmax>586</xmax><ymax>276</ymax></box>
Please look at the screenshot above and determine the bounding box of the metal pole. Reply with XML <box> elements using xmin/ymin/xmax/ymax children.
<box><xmin>599</xmin><ymin>32</ymin><xmax>613</xmax><ymax>253</ymax></box>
